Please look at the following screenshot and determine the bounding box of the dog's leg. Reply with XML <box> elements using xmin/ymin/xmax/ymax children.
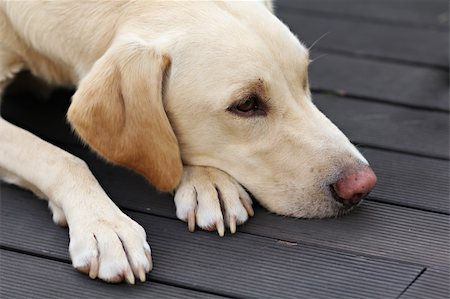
<box><xmin>175</xmin><ymin>166</ymin><xmax>254</xmax><ymax>236</ymax></box>
<box><xmin>0</xmin><ymin>118</ymin><xmax>152</xmax><ymax>283</ymax></box>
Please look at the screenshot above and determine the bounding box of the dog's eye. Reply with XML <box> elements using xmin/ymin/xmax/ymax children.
<box><xmin>229</xmin><ymin>95</ymin><xmax>266</xmax><ymax>117</ymax></box>
<box><xmin>237</xmin><ymin>97</ymin><xmax>258</xmax><ymax>112</ymax></box>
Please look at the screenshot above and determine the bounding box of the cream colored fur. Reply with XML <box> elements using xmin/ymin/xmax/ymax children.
<box><xmin>0</xmin><ymin>0</ymin><xmax>368</xmax><ymax>284</ymax></box>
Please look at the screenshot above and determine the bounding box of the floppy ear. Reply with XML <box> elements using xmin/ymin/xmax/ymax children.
<box><xmin>68</xmin><ymin>39</ymin><xmax>182</xmax><ymax>191</ymax></box>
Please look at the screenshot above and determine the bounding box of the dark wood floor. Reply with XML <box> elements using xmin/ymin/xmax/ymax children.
<box><xmin>1</xmin><ymin>1</ymin><xmax>449</xmax><ymax>298</ymax></box>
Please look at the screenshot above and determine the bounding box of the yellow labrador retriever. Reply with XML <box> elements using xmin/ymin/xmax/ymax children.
<box><xmin>0</xmin><ymin>1</ymin><xmax>377</xmax><ymax>284</ymax></box>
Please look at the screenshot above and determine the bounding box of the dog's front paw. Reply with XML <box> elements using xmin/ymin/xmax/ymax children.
<box><xmin>175</xmin><ymin>166</ymin><xmax>254</xmax><ymax>236</ymax></box>
<box><xmin>69</xmin><ymin>211</ymin><xmax>152</xmax><ymax>284</ymax></box>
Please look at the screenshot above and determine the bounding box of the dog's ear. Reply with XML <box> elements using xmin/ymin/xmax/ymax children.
<box><xmin>68</xmin><ymin>39</ymin><xmax>182</xmax><ymax>191</ymax></box>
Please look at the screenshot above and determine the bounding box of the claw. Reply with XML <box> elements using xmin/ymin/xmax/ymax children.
<box><xmin>138</xmin><ymin>267</ymin><xmax>146</xmax><ymax>282</ymax></box>
<box><xmin>242</xmin><ymin>200</ymin><xmax>254</xmax><ymax>217</ymax></box>
<box><xmin>125</xmin><ymin>268</ymin><xmax>135</xmax><ymax>285</ymax></box>
<box><xmin>188</xmin><ymin>210</ymin><xmax>196</xmax><ymax>232</ymax></box>
<box><xmin>216</xmin><ymin>220</ymin><xmax>225</xmax><ymax>237</ymax></box>
<box><xmin>229</xmin><ymin>215</ymin><xmax>236</xmax><ymax>234</ymax></box>
<box><xmin>88</xmin><ymin>257</ymin><xmax>99</xmax><ymax>279</ymax></box>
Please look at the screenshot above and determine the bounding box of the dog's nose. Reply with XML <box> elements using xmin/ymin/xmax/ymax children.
<box><xmin>331</xmin><ymin>166</ymin><xmax>377</xmax><ymax>206</ymax></box>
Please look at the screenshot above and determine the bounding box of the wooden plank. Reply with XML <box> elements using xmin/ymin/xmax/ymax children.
<box><xmin>241</xmin><ymin>203</ymin><xmax>450</xmax><ymax>268</ymax></box>
<box><xmin>400</xmin><ymin>267</ymin><xmax>450</xmax><ymax>299</ymax></box>
<box><xmin>277</xmin><ymin>10</ymin><xmax>449</xmax><ymax>68</ymax></box>
<box><xmin>0</xmin><ymin>189</ymin><xmax>424</xmax><ymax>299</ymax></box>
<box><xmin>0</xmin><ymin>250</ymin><xmax>227</xmax><ymax>299</ymax></box>
<box><xmin>314</xmin><ymin>94</ymin><xmax>450</xmax><ymax>159</ymax></box>
<box><xmin>362</xmin><ymin>148</ymin><xmax>449</xmax><ymax>214</ymax></box>
<box><xmin>277</xmin><ymin>0</ymin><xmax>449</xmax><ymax>30</ymax></box>
<box><xmin>309</xmin><ymin>52</ymin><xmax>449</xmax><ymax>111</ymax></box>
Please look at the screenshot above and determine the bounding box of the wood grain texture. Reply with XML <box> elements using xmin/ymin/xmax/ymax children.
<box><xmin>0</xmin><ymin>250</ymin><xmax>229</xmax><ymax>299</ymax></box>
<box><xmin>0</xmin><ymin>189</ymin><xmax>424</xmax><ymax>299</ymax></box>
<box><xmin>399</xmin><ymin>267</ymin><xmax>450</xmax><ymax>299</ymax></box>
<box><xmin>277</xmin><ymin>0</ymin><xmax>449</xmax><ymax>30</ymax></box>
<box><xmin>314</xmin><ymin>94</ymin><xmax>449</xmax><ymax>159</ymax></box>
<box><xmin>309</xmin><ymin>53</ymin><xmax>449</xmax><ymax>111</ymax></box>
<box><xmin>362</xmin><ymin>148</ymin><xmax>449</xmax><ymax>213</ymax></box>
<box><xmin>278</xmin><ymin>4</ymin><xmax>449</xmax><ymax>64</ymax></box>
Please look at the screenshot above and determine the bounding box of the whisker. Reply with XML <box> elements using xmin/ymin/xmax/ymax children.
<box><xmin>307</xmin><ymin>31</ymin><xmax>330</xmax><ymax>51</ymax></box>
<box><xmin>310</xmin><ymin>53</ymin><xmax>329</xmax><ymax>64</ymax></box>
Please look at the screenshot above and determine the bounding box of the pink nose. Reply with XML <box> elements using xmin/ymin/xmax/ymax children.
<box><xmin>331</xmin><ymin>166</ymin><xmax>377</xmax><ymax>206</ymax></box>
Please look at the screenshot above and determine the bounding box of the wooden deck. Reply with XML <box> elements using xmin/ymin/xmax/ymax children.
<box><xmin>1</xmin><ymin>1</ymin><xmax>449</xmax><ymax>298</ymax></box>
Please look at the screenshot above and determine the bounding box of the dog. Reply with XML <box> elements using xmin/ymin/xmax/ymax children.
<box><xmin>0</xmin><ymin>0</ymin><xmax>377</xmax><ymax>284</ymax></box>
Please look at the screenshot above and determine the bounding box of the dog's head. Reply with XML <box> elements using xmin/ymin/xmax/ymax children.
<box><xmin>68</xmin><ymin>1</ymin><xmax>376</xmax><ymax>218</ymax></box>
